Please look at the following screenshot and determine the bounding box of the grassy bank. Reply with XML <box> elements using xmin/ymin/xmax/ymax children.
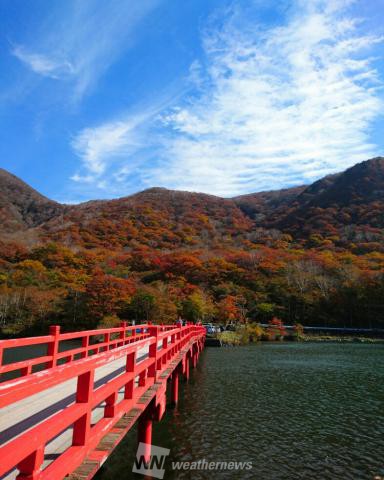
<box><xmin>301</xmin><ymin>335</ymin><xmax>384</xmax><ymax>343</ymax></box>
<box><xmin>216</xmin><ymin>324</ymin><xmax>265</xmax><ymax>346</ymax></box>
<box><xmin>215</xmin><ymin>323</ymin><xmax>384</xmax><ymax>346</ymax></box>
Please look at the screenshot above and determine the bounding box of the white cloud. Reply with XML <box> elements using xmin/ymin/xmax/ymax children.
<box><xmin>144</xmin><ymin>0</ymin><xmax>383</xmax><ymax>196</ymax></box>
<box><xmin>68</xmin><ymin>0</ymin><xmax>383</xmax><ymax>199</ymax></box>
<box><xmin>70</xmin><ymin>101</ymin><xmax>170</xmax><ymax>186</ymax></box>
<box><xmin>12</xmin><ymin>0</ymin><xmax>161</xmax><ymax>99</ymax></box>
<box><xmin>71</xmin><ymin>121</ymin><xmax>139</xmax><ymax>179</ymax></box>
<box><xmin>12</xmin><ymin>46</ymin><xmax>74</xmax><ymax>79</ymax></box>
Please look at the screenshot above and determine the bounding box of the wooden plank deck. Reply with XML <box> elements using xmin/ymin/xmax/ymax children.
<box><xmin>67</xmin><ymin>343</ymin><xmax>192</xmax><ymax>480</ymax></box>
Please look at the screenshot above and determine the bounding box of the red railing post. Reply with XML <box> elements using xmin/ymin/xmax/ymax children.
<box><xmin>148</xmin><ymin>326</ymin><xmax>159</xmax><ymax>379</ymax></box>
<box><xmin>124</xmin><ymin>350</ymin><xmax>136</xmax><ymax>399</ymax></box>
<box><xmin>16</xmin><ymin>446</ymin><xmax>45</xmax><ymax>480</ymax></box>
<box><xmin>162</xmin><ymin>336</ymin><xmax>167</xmax><ymax>365</ymax></box>
<box><xmin>104</xmin><ymin>332</ymin><xmax>110</xmax><ymax>351</ymax></box>
<box><xmin>81</xmin><ymin>334</ymin><xmax>89</xmax><ymax>359</ymax></box>
<box><xmin>177</xmin><ymin>324</ymin><xmax>182</xmax><ymax>351</ymax></box>
<box><xmin>130</xmin><ymin>325</ymin><xmax>136</xmax><ymax>343</ymax></box>
<box><xmin>20</xmin><ymin>365</ymin><xmax>31</xmax><ymax>376</ymax></box>
<box><xmin>72</xmin><ymin>369</ymin><xmax>94</xmax><ymax>446</ymax></box>
<box><xmin>170</xmin><ymin>333</ymin><xmax>175</xmax><ymax>359</ymax></box>
<box><xmin>119</xmin><ymin>321</ymin><xmax>127</xmax><ymax>346</ymax></box>
<box><xmin>139</xmin><ymin>369</ymin><xmax>147</xmax><ymax>387</ymax></box>
<box><xmin>47</xmin><ymin>325</ymin><xmax>60</xmax><ymax>369</ymax></box>
<box><xmin>104</xmin><ymin>391</ymin><xmax>118</xmax><ymax>418</ymax></box>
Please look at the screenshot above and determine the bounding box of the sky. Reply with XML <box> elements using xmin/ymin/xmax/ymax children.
<box><xmin>0</xmin><ymin>0</ymin><xmax>383</xmax><ymax>203</ymax></box>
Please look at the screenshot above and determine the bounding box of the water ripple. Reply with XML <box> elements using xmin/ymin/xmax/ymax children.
<box><xmin>96</xmin><ymin>343</ymin><xmax>384</xmax><ymax>480</ymax></box>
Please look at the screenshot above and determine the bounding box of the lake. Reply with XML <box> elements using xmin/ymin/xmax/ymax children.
<box><xmin>96</xmin><ymin>343</ymin><xmax>384</xmax><ymax>480</ymax></box>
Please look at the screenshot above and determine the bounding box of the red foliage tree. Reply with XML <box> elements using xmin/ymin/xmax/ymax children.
<box><xmin>84</xmin><ymin>268</ymin><xmax>135</xmax><ymax>321</ymax></box>
<box><xmin>267</xmin><ymin>317</ymin><xmax>286</xmax><ymax>340</ymax></box>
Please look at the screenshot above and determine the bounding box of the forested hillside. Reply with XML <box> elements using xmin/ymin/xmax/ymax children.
<box><xmin>0</xmin><ymin>157</ymin><xmax>383</xmax><ymax>336</ymax></box>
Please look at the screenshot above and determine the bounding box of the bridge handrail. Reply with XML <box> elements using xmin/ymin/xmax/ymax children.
<box><xmin>0</xmin><ymin>335</ymin><xmax>151</xmax><ymax>408</ymax></box>
<box><xmin>0</xmin><ymin>325</ymin><xmax>196</xmax><ymax>407</ymax></box>
<box><xmin>0</xmin><ymin>323</ymin><xmax>153</xmax><ymax>379</ymax></box>
<box><xmin>0</xmin><ymin>324</ymin><xmax>205</xmax><ymax>478</ymax></box>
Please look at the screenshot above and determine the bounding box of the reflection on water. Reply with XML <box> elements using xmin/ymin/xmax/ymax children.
<box><xmin>95</xmin><ymin>343</ymin><xmax>383</xmax><ymax>479</ymax></box>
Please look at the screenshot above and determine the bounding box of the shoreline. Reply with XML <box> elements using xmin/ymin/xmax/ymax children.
<box><xmin>300</xmin><ymin>335</ymin><xmax>384</xmax><ymax>344</ymax></box>
<box><xmin>214</xmin><ymin>331</ymin><xmax>384</xmax><ymax>346</ymax></box>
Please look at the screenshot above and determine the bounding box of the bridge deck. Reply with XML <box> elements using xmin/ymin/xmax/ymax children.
<box><xmin>0</xmin><ymin>344</ymin><xmax>149</xmax><ymax>480</ymax></box>
<box><xmin>0</xmin><ymin>324</ymin><xmax>205</xmax><ymax>480</ymax></box>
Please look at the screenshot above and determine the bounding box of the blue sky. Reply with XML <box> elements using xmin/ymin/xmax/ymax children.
<box><xmin>0</xmin><ymin>0</ymin><xmax>383</xmax><ymax>203</ymax></box>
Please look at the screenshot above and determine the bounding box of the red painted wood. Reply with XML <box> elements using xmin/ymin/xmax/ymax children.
<box><xmin>137</xmin><ymin>409</ymin><xmax>153</xmax><ymax>463</ymax></box>
<box><xmin>16</xmin><ymin>445</ymin><xmax>45</xmax><ymax>480</ymax></box>
<box><xmin>46</xmin><ymin>325</ymin><xmax>60</xmax><ymax>368</ymax></box>
<box><xmin>73</xmin><ymin>370</ymin><xmax>95</xmax><ymax>446</ymax></box>
<box><xmin>171</xmin><ymin>370</ymin><xmax>179</xmax><ymax>405</ymax></box>
<box><xmin>0</xmin><ymin>324</ymin><xmax>150</xmax><ymax>380</ymax></box>
<box><xmin>185</xmin><ymin>355</ymin><xmax>190</xmax><ymax>381</ymax></box>
<box><xmin>0</xmin><ymin>324</ymin><xmax>205</xmax><ymax>480</ymax></box>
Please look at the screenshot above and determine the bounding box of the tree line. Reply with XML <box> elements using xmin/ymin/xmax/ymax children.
<box><xmin>0</xmin><ymin>241</ymin><xmax>383</xmax><ymax>336</ymax></box>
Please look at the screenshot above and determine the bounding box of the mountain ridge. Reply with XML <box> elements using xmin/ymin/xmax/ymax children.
<box><xmin>0</xmin><ymin>168</ymin><xmax>63</xmax><ymax>236</ymax></box>
<box><xmin>1</xmin><ymin>157</ymin><xmax>383</xmax><ymax>250</ymax></box>
<box><xmin>1</xmin><ymin>158</ymin><xmax>384</xmax><ymax>334</ymax></box>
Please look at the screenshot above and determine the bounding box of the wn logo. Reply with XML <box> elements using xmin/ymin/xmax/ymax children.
<box><xmin>132</xmin><ymin>442</ymin><xmax>170</xmax><ymax>479</ymax></box>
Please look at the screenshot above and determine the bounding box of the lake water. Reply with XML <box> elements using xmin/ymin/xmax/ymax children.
<box><xmin>96</xmin><ymin>343</ymin><xmax>384</xmax><ymax>480</ymax></box>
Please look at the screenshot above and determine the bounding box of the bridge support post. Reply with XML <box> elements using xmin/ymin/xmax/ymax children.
<box><xmin>171</xmin><ymin>370</ymin><xmax>179</xmax><ymax>405</ymax></box>
<box><xmin>191</xmin><ymin>347</ymin><xmax>197</xmax><ymax>368</ymax></box>
<box><xmin>185</xmin><ymin>355</ymin><xmax>190</xmax><ymax>381</ymax></box>
<box><xmin>137</xmin><ymin>409</ymin><xmax>153</xmax><ymax>463</ymax></box>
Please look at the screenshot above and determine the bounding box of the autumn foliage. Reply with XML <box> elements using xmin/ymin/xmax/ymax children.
<box><xmin>266</xmin><ymin>318</ymin><xmax>287</xmax><ymax>340</ymax></box>
<box><xmin>0</xmin><ymin>159</ymin><xmax>384</xmax><ymax>336</ymax></box>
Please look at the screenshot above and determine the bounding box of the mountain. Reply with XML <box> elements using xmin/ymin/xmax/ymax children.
<box><xmin>233</xmin><ymin>185</ymin><xmax>307</xmax><ymax>223</ymax></box>
<box><xmin>0</xmin><ymin>169</ymin><xmax>63</xmax><ymax>240</ymax></box>
<box><xmin>45</xmin><ymin>187</ymin><xmax>253</xmax><ymax>250</ymax></box>
<box><xmin>270</xmin><ymin>158</ymin><xmax>384</xmax><ymax>240</ymax></box>
<box><xmin>1</xmin><ymin>157</ymin><xmax>383</xmax><ymax>250</ymax></box>
<box><xmin>1</xmin><ymin>158</ymin><xmax>384</xmax><ymax>335</ymax></box>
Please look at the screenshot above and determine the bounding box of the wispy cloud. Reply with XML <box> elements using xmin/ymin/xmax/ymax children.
<box><xmin>71</xmin><ymin>119</ymin><xmax>144</xmax><ymax>182</ymax></box>
<box><xmin>12</xmin><ymin>46</ymin><xmax>74</xmax><ymax>79</ymax></box>
<box><xmin>69</xmin><ymin>0</ymin><xmax>384</xmax><ymax>198</ymax></box>
<box><xmin>146</xmin><ymin>0</ymin><xmax>383</xmax><ymax>196</ymax></box>
<box><xmin>70</xmin><ymin>97</ymin><xmax>179</xmax><ymax>189</ymax></box>
<box><xmin>11</xmin><ymin>0</ymin><xmax>161</xmax><ymax>100</ymax></box>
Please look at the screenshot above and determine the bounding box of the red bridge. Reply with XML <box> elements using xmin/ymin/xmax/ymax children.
<box><xmin>0</xmin><ymin>323</ymin><xmax>205</xmax><ymax>480</ymax></box>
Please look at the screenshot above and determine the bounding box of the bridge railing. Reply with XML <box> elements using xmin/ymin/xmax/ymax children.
<box><xmin>0</xmin><ymin>324</ymin><xmax>205</xmax><ymax>480</ymax></box>
<box><xmin>0</xmin><ymin>323</ymin><xmax>152</xmax><ymax>381</ymax></box>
